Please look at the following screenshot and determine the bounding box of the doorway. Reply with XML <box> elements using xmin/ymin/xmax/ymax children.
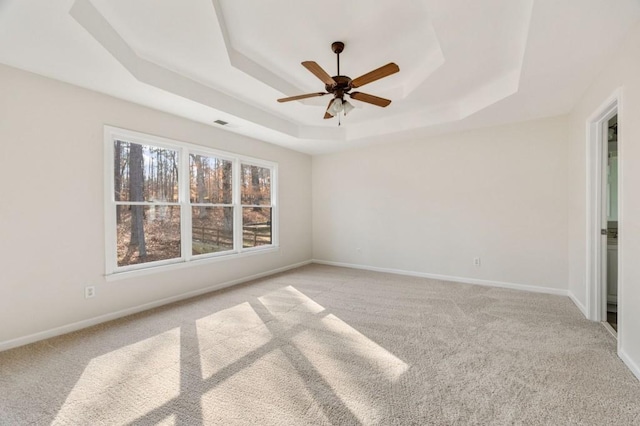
<box><xmin>605</xmin><ymin>115</ymin><xmax>618</xmax><ymax>332</ymax></box>
<box><xmin>586</xmin><ymin>90</ymin><xmax>621</xmax><ymax>341</ymax></box>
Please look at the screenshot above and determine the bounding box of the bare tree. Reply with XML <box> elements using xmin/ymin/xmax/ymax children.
<box><xmin>129</xmin><ymin>143</ymin><xmax>146</xmax><ymax>258</ymax></box>
<box><xmin>114</xmin><ymin>140</ymin><xmax>122</xmax><ymax>224</ymax></box>
<box><xmin>251</xmin><ymin>165</ymin><xmax>261</xmax><ymax>207</ymax></box>
<box><xmin>222</xmin><ymin>161</ymin><xmax>233</xmax><ymax>235</ymax></box>
<box><xmin>196</xmin><ymin>156</ymin><xmax>207</xmax><ymax>219</ymax></box>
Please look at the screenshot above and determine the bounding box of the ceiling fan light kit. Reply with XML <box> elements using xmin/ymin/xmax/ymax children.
<box><xmin>326</xmin><ymin>98</ymin><xmax>340</xmax><ymax>117</ymax></box>
<box><xmin>277</xmin><ymin>41</ymin><xmax>399</xmax><ymax>121</ymax></box>
<box><xmin>342</xmin><ymin>99</ymin><xmax>355</xmax><ymax>115</ymax></box>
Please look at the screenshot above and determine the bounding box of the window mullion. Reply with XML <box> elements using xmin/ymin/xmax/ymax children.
<box><xmin>271</xmin><ymin>165</ymin><xmax>278</xmax><ymax>247</ymax></box>
<box><xmin>233</xmin><ymin>158</ymin><xmax>242</xmax><ymax>251</ymax></box>
<box><xmin>180</xmin><ymin>147</ymin><xmax>192</xmax><ymax>261</ymax></box>
<box><xmin>105</xmin><ymin>133</ymin><xmax>117</xmax><ymax>274</ymax></box>
<box><xmin>113</xmin><ymin>202</ymin><xmax>181</xmax><ymax>206</ymax></box>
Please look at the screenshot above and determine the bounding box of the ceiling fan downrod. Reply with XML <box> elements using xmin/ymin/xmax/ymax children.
<box><xmin>332</xmin><ymin>41</ymin><xmax>344</xmax><ymax>76</ymax></box>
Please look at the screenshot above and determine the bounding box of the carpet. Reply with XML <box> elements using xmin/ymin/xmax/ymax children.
<box><xmin>1</xmin><ymin>264</ymin><xmax>639</xmax><ymax>425</ymax></box>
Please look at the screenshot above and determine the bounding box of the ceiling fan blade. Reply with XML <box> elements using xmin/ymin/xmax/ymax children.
<box><xmin>350</xmin><ymin>63</ymin><xmax>400</xmax><ymax>88</ymax></box>
<box><xmin>349</xmin><ymin>92</ymin><xmax>392</xmax><ymax>107</ymax></box>
<box><xmin>324</xmin><ymin>98</ymin><xmax>334</xmax><ymax>119</ymax></box>
<box><xmin>302</xmin><ymin>61</ymin><xmax>337</xmax><ymax>87</ymax></box>
<box><xmin>277</xmin><ymin>92</ymin><xmax>327</xmax><ymax>103</ymax></box>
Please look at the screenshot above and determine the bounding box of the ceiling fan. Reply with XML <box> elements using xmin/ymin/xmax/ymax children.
<box><xmin>277</xmin><ymin>41</ymin><xmax>400</xmax><ymax>120</ymax></box>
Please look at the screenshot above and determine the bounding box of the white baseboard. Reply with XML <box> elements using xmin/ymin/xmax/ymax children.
<box><xmin>619</xmin><ymin>348</ymin><xmax>640</xmax><ymax>382</ymax></box>
<box><xmin>602</xmin><ymin>321</ymin><xmax>617</xmax><ymax>339</ymax></box>
<box><xmin>568</xmin><ymin>291</ymin><xmax>589</xmax><ymax>318</ymax></box>
<box><xmin>312</xmin><ymin>259</ymin><xmax>569</xmax><ymax>296</ymax></box>
<box><xmin>0</xmin><ymin>260</ymin><xmax>312</xmax><ymax>352</ymax></box>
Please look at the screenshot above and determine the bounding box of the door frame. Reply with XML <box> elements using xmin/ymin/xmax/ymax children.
<box><xmin>586</xmin><ymin>89</ymin><xmax>621</xmax><ymax>337</ymax></box>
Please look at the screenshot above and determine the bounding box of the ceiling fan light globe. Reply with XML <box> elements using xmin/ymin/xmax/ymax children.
<box><xmin>343</xmin><ymin>100</ymin><xmax>355</xmax><ymax>115</ymax></box>
<box><xmin>330</xmin><ymin>98</ymin><xmax>343</xmax><ymax>114</ymax></box>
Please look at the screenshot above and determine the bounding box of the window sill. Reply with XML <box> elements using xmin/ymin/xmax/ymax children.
<box><xmin>105</xmin><ymin>245</ymin><xmax>280</xmax><ymax>282</ymax></box>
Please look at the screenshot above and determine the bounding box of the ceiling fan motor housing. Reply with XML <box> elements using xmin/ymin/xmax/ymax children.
<box><xmin>326</xmin><ymin>75</ymin><xmax>352</xmax><ymax>98</ymax></box>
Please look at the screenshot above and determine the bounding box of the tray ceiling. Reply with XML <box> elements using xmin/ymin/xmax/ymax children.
<box><xmin>0</xmin><ymin>0</ymin><xmax>639</xmax><ymax>154</ymax></box>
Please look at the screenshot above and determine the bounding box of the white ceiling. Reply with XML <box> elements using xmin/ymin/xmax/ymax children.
<box><xmin>0</xmin><ymin>0</ymin><xmax>639</xmax><ymax>154</ymax></box>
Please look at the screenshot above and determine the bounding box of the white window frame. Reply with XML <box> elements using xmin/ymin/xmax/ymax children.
<box><xmin>240</xmin><ymin>161</ymin><xmax>276</xmax><ymax>250</ymax></box>
<box><xmin>187</xmin><ymin>149</ymin><xmax>237</xmax><ymax>260</ymax></box>
<box><xmin>104</xmin><ymin>126</ymin><xmax>278</xmax><ymax>278</ymax></box>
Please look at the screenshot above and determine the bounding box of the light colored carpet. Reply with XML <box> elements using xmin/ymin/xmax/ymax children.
<box><xmin>1</xmin><ymin>264</ymin><xmax>639</xmax><ymax>425</ymax></box>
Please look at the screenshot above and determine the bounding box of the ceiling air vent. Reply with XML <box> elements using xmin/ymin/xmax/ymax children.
<box><xmin>214</xmin><ymin>119</ymin><xmax>229</xmax><ymax>126</ymax></box>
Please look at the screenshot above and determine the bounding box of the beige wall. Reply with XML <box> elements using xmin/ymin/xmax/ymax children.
<box><xmin>568</xmin><ymin>22</ymin><xmax>640</xmax><ymax>378</ymax></box>
<box><xmin>3</xmin><ymin>22</ymin><xmax>640</xmax><ymax>380</ymax></box>
<box><xmin>0</xmin><ymin>64</ymin><xmax>312</xmax><ymax>347</ymax></box>
<box><xmin>313</xmin><ymin>116</ymin><xmax>569</xmax><ymax>292</ymax></box>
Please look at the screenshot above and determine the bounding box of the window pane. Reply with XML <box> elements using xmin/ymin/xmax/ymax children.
<box><xmin>189</xmin><ymin>155</ymin><xmax>232</xmax><ymax>204</ymax></box>
<box><xmin>114</xmin><ymin>140</ymin><xmax>179</xmax><ymax>203</ymax></box>
<box><xmin>117</xmin><ymin>205</ymin><xmax>181</xmax><ymax>266</ymax></box>
<box><xmin>243</xmin><ymin>207</ymin><xmax>272</xmax><ymax>248</ymax></box>
<box><xmin>241</xmin><ymin>164</ymin><xmax>271</xmax><ymax>205</ymax></box>
<box><xmin>191</xmin><ymin>207</ymin><xmax>234</xmax><ymax>255</ymax></box>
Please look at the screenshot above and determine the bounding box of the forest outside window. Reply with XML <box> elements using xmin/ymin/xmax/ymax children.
<box><xmin>241</xmin><ymin>164</ymin><xmax>273</xmax><ymax>248</ymax></box>
<box><xmin>190</xmin><ymin>153</ymin><xmax>234</xmax><ymax>256</ymax></box>
<box><xmin>105</xmin><ymin>127</ymin><xmax>277</xmax><ymax>275</ymax></box>
<box><xmin>113</xmin><ymin>141</ymin><xmax>181</xmax><ymax>267</ymax></box>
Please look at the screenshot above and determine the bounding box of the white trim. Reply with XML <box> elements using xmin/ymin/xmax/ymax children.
<box><xmin>180</xmin><ymin>144</ymin><xmax>191</xmax><ymax>263</ymax></box>
<box><xmin>615</xmin><ymin>101</ymin><xmax>625</xmax><ymax>356</ymax></box>
<box><xmin>189</xmin><ymin>147</ymin><xmax>237</xmax><ymax>164</ymax></box>
<box><xmin>0</xmin><ymin>260</ymin><xmax>312</xmax><ymax>352</ymax></box>
<box><xmin>113</xmin><ymin>202</ymin><xmax>181</xmax><ymax>206</ymax></box>
<box><xmin>104</xmin><ymin>127</ymin><xmax>117</xmax><ymax>275</ymax></box>
<box><xmin>602</xmin><ymin>321</ymin><xmax>617</xmax><ymax>339</ymax></box>
<box><xmin>104</xmin><ymin>125</ymin><xmax>276</xmax><ymax>166</ymax></box>
<box><xmin>270</xmin><ymin>164</ymin><xmax>279</xmax><ymax>247</ymax></box>
<box><xmin>233</xmin><ymin>158</ymin><xmax>242</xmax><ymax>251</ymax></box>
<box><xmin>106</xmin><ymin>245</ymin><xmax>279</xmax><ymax>281</ymax></box>
<box><xmin>620</xmin><ymin>349</ymin><xmax>640</xmax><ymax>382</ymax></box>
<box><xmin>568</xmin><ymin>291</ymin><xmax>588</xmax><ymax>317</ymax></box>
<box><xmin>112</xmin><ymin>255</ymin><xmax>185</xmax><ymax>274</ymax></box>
<box><xmin>312</xmin><ymin>259</ymin><xmax>568</xmax><ymax>296</ymax></box>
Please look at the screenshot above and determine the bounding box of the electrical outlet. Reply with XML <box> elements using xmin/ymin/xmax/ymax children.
<box><xmin>473</xmin><ymin>257</ymin><xmax>481</xmax><ymax>267</ymax></box>
<box><xmin>85</xmin><ymin>286</ymin><xmax>96</xmax><ymax>299</ymax></box>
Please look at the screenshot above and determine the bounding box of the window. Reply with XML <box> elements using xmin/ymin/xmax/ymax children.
<box><xmin>241</xmin><ymin>164</ymin><xmax>273</xmax><ymax>248</ymax></box>
<box><xmin>105</xmin><ymin>127</ymin><xmax>277</xmax><ymax>275</ymax></box>
<box><xmin>113</xmin><ymin>141</ymin><xmax>181</xmax><ymax>267</ymax></box>
<box><xmin>189</xmin><ymin>153</ymin><xmax>234</xmax><ymax>256</ymax></box>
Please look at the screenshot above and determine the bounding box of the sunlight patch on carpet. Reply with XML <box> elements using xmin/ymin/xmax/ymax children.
<box><xmin>199</xmin><ymin>348</ymin><xmax>331</xmax><ymax>424</ymax></box>
<box><xmin>198</xmin><ymin>326</ymin><xmax>273</xmax><ymax>380</ymax></box>
<box><xmin>195</xmin><ymin>302</ymin><xmax>272</xmax><ymax>379</ymax></box>
<box><xmin>52</xmin><ymin>328</ymin><xmax>181</xmax><ymax>424</ymax></box>
<box><xmin>196</xmin><ymin>301</ymin><xmax>269</xmax><ymax>337</ymax></box>
<box><xmin>321</xmin><ymin>314</ymin><xmax>408</xmax><ymax>380</ymax></box>
<box><xmin>258</xmin><ymin>285</ymin><xmax>325</xmax><ymax>315</ymax></box>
